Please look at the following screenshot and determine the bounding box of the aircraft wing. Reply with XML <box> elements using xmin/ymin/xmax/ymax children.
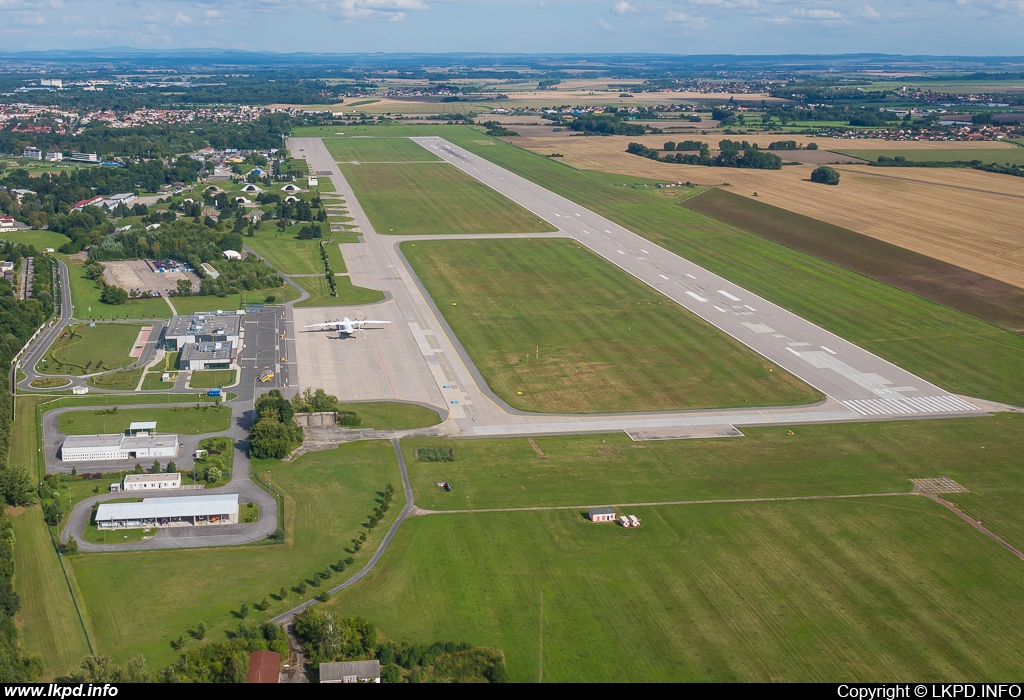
<box><xmin>304</xmin><ymin>322</ymin><xmax>338</xmax><ymax>328</ymax></box>
<box><xmin>349</xmin><ymin>320</ymin><xmax>392</xmax><ymax>327</ymax></box>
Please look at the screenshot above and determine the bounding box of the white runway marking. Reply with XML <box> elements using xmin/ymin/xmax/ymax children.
<box><xmin>616</xmin><ymin>250</ymin><xmax>625</xmax><ymax>255</ymax></box>
<box><xmin>659</xmin><ymin>274</ymin><xmax>669</xmax><ymax>280</ymax></box>
<box><xmin>685</xmin><ymin>274</ymin><xmax>696</xmax><ymax>279</ymax></box>
<box><xmin>713</xmin><ymin>306</ymin><xmax>728</xmax><ymax>312</ymax></box>
<box><xmin>786</xmin><ymin>347</ymin><xmax>802</xmax><ymax>356</ymax></box>
<box><xmin>842</xmin><ymin>396</ymin><xmax>979</xmax><ymax>416</ymax></box>
<box><xmin>641</xmin><ymin>249</ymin><xmax>650</xmax><ymax>254</ymax></box>
<box><xmin>717</xmin><ymin>290</ymin><xmax>741</xmax><ymax>302</ymax></box>
<box><xmin>686</xmin><ymin>291</ymin><xmax>708</xmax><ymax>302</ymax></box>
<box><xmin>744</xmin><ymin>305</ymin><xmax>756</xmax><ymax>311</ymax></box>
<box><xmin>821</xmin><ymin>346</ymin><xmax>837</xmax><ymax>355</ymax></box>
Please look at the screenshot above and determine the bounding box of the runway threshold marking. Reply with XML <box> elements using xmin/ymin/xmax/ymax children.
<box><xmin>717</xmin><ymin>290</ymin><xmax>741</xmax><ymax>302</ymax></box>
<box><xmin>686</xmin><ymin>291</ymin><xmax>708</xmax><ymax>302</ymax></box>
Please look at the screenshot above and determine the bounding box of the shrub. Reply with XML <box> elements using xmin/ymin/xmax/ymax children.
<box><xmin>810</xmin><ymin>165</ymin><xmax>841</xmax><ymax>185</ymax></box>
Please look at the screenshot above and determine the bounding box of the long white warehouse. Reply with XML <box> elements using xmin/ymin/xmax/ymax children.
<box><xmin>95</xmin><ymin>494</ymin><xmax>239</xmax><ymax>530</ymax></box>
<box><xmin>60</xmin><ymin>433</ymin><xmax>179</xmax><ymax>462</ymax></box>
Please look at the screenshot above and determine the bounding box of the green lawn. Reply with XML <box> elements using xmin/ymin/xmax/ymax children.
<box><xmin>28</xmin><ymin>377</ymin><xmax>71</xmax><ymax>389</ymax></box>
<box><xmin>430</xmin><ymin>126</ymin><xmax>1024</xmax><ymax>407</ymax></box>
<box><xmin>140</xmin><ymin>372</ymin><xmax>176</xmax><ymax>390</ymax></box>
<box><xmin>325</xmin><ymin>137</ymin><xmax>443</xmax><ymax>163</ymax></box>
<box><xmin>835</xmin><ymin>148</ymin><xmax>1024</xmax><ymax>165</ymax></box>
<box><xmin>86</xmin><ymin>369</ymin><xmax>143</xmax><ymax>391</ymax></box>
<box><xmin>66</xmin><ymin>441</ymin><xmax>403</xmax><ymax>667</ymax></box>
<box><xmin>9</xmin><ymin>507</ymin><xmax>91</xmax><ymax>681</ymax></box>
<box><xmin>403</xmin><ymin>238</ymin><xmax>820</xmax><ymax>413</ymax></box>
<box><xmin>337</xmin><ymin>160</ymin><xmax>555</xmax><ymax>235</ymax></box>
<box><xmin>0</xmin><ymin>229</ymin><xmax>70</xmax><ymax>250</ymax></box>
<box><xmin>293</xmin><ymin>275</ymin><xmax>385</xmax><ymax>307</ymax></box>
<box><xmin>245</xmin><ymin>225</ymin><xmax>346</xmax><ymax>276</ymax></box>
<box><xmin>329</xmin><ymin>496</ymin><xmax>1024</xmax><ymax>682</ymax></box>
<box><xmin>60</xmin><ymin>256</ymin><xmax>171</xmax><ymax>320</ymax></box>
<box><xmin>58</xmin><ymin>405</ymin><xmax>231</xmax><ymax>436</ymax></box>
<box><xmin>38</xmin><ymin>324</ymin><xmax>143</xmax><ymax>376</ymax></box>
<box><xmin>336</xmin><ymin>402</ymin><xmax>443</xmax><ymax>430</ymax></box>
<box><xmin>188</xmin><ymin>370</ymin><xmax>236</xmax><ymax>389</ymax></box>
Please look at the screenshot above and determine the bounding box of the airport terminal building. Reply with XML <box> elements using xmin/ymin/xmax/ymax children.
<box><xmin>165</xmin><ymin>310</ymin><xmax>243</xmax><ymax>371</ymax></box>
<box><xmin>94</xmin><ymin>494</ymin><xmax>239</xmax><ymax>530</ymax></box>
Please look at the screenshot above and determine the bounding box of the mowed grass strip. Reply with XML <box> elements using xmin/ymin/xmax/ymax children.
<box><xmin>10</xmin><ymin>507</ymin><xmax>91</xmax><ymax>680</ymax></box>
<box><xmin>339</xmin><ymin>161</ymin><xmax>555</xmax><ymax>235</ymax></box>
<box><xmin>336</xmin><ymin>402</ymin><xmax>442</xmax><ymax>430</ymax></box>
<box><xmin>325</xmin><ymin>136</ymin><xmax>443</xmax><ymax>163</ymax></box>
<box><xmin>58</xmin><ymin>405</ymin><xmax>230</xmax><ymax>435</ymax></box>
<box><xmin>438</xmin><ymin>127</ymin><xmax>1024</xmax><ymax>406</ymax></box>
<box><xmin>329</xmin><ymin>498</ymin><xmax>1024</xmax><ymax>682</ymax></box>
<box><xmin>66</xmin><ymin>441</ymin><xmax>403</xmax><ymax>667</ymax></box>
<box><xmin>403</xmin><ymin>238</ymin><xmax>820</xmax><ymax>413</ymax></box>
<box><xmin>40</xmin><ymin>324</ymin><xmax>143</xmax><ymax>376</ymax></box>
<box><xmin>188</xmin><ymin>370</ymin><xmax>235</xmax><ymax>389</ymax></box>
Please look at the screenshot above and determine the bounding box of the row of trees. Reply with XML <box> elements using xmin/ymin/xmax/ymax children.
<box><xmin>626</xmin><ymin>140</ymin><xmax>783</xmax><ymax>170</ymax></box>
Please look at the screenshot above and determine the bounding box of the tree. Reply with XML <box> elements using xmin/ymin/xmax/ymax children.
<box><xmin>64</xmin><ymin>536</ymin><xmax>79</xmax><ymax>555</ymax></box>
<box><xmin>193</xmin><ymin>621</ymin><xmax>207</xmax><ymax>640</ymax></box>
<box><xmin>0</xmin><ymin>467</ymin><xmax>36</xmax><ymax>506</ymax></box>
<box><xmin>166</xmin><ymin>461</ymin><xmax>177</xmax><ymax>473</ymax></box>
<box><xmin>43</xmin><ymin>502</ymin><xmax>64</xmax><ymax>526</ymax></box>
<box><xmin>810</xmin><ymin>165</ymin><xmax>841</xmax><ymax>185</ymax></box>
<box><xmin>381</xmin><ymin>664</ymin><xmax>401</xmax><ymax>683</ymax></box>
<box><xmin>100</xmin><ymin>285</ymin><xmax>128</xmax><ymax>305</ymax></box>
<box><xmin>176</xmin><ymin>278</ymin><xmax>192</xmax><ymax>297</ymax></box>
<box><xmin>151</xmin><ymin>459</ymin><xmax>161</xmax><ymax>473</ymax></box>
<box><xmin>238</xmin><ymin>602</ymin><xmax>250</xmax><ymax>619</ymax></box>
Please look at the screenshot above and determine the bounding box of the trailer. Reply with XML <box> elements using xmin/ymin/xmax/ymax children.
<box><xmin>628</xmin><ymin>515</ymin><xmax>641</xmax><ymax>528</ymax></box>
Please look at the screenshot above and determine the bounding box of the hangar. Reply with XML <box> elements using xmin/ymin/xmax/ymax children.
<box><xmin>94</xmin><ymin>494</ymin><xmax>239</xmax><ymax>530</ymax></box>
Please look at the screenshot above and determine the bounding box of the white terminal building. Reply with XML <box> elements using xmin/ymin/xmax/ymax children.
<box><xmin>94</xmin><ymin>494</ymin><xmax>239</xmax><ymax>530</ymax></box>
<box><xmin>164</xmin><ymin>310</ymin><xmax>242</xmax><ymax>371</ymax></box>
<box><xmin>60</xmin><ymin>421</ymin><xmax>179</xmax><ymax>462</ymax></box>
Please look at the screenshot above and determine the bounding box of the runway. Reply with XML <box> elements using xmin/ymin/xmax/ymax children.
<box><xmin>288</xmin><ymin>136</ymin><xmax>991</xmax><ymax>440</ymax></box>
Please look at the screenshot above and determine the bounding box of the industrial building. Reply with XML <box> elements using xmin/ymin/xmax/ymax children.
<box><xmin>60</xmin><ymin>432</ymin><xmax>179</xmax><ymax>462</ymax></box>
<box><xmin>180</xmin><ymin>342</ymin><xmax>234</xmax><ymax>370</ymax></box>
<box><xmin>94</xmin><ymin>494</ymin><xmax>239</xmax><ymax>530</ymax></box>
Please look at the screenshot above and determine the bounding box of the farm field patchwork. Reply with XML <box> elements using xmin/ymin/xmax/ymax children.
<box><xmin>58</xmin><ymin>405</ymin><xmax>231</xmax><ymax>435</ymax></box>
<box><xmin>403</xmin><ymin>238</ymin><xmax>821</xmax><ymax>413</ymax></box>
<box><xmin>328</xmin><ymin>494</ymin><xmax>1024</xmax><ymax>682</ymax></box>
<box><xmin>683</xmin><ymin>188</ymin><xmax>1024</xmax><ymax>332</ymax></box>
<box><xmin>337</xmin><ymin>160</ymin><xmax>555</xmax><ymax>235</ymax></box>
<box><xmin>64</xmin><ymin>441</ymin><xmax>403</xmax><ymax>668</ymax></box>
<box><xmin>498</xmin><ymin>132</ymin><xmax>1024</xmax><ymax>290</ymax></box>
<box><xmin>433</xmin><ymin>127</ymin><xmax>1024</xmax><ymax>407</ymax></box>
<box><xmin>37</xmin><ymin>323</ymin><xmax>142</xmax><ymax>376</ymax></box>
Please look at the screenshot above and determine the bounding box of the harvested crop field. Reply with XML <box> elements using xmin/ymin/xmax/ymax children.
<box><xmin>511</xmin><ymin>134</ymin><xmax>1024</xmax><ymax>290</ymax></box>
<box><xmin>684</xmin><ymin>188</ymin><xmax>1024</xmax><ymax>332</ymax></box>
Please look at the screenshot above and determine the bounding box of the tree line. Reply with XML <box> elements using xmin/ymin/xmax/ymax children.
<box><xmin>627</xmin><ymin>140</ymin><xmax>782</xmax><ymax>170</ymax></box>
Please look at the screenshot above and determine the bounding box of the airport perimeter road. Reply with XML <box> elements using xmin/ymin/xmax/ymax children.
<box><xmin>412</xmin><ymin>136</ymin><xmax>985</xmax><ymax>420</ymax></box>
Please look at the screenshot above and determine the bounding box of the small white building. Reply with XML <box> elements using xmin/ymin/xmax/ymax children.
<box><xmin>0</xmin><ymin>217</ymin><xmax>14</xmax><ymax>230</ymax></box>
<box><xmin>22</xmin><ymin>147</ymin><xmax>42</xmax><ymax>160</ymax></box>
<box><xmin>128</xmin><ymin>421</ymin><xmax>157</xmax><ymax>436</ymax></box>
<box><xmin>307</xmin><ymin>176</ymin><xmax>319</xmax><ymax>187</ymax></box>
<box><xmin>45</xmin><ymin>151</ymin><xmax>63</xmax><ymax>162</ymax></box>
<box><xmin>200</xmin><ymin>262</ymin><xmax>220</xmax><ymax>279</ymax></box>
<box><xmin>588</xmin><ymin>507</ymin><xmax>617</xmax><ymax>523</ymax></box>
<box><xmin>222</xmin><ymin>250</ymin><xmax>242</xmax><ymax>260</ymax></box>
<box><xmin>123</xmin><ymin>473</ymin><xmax>181</xmax><ymax>491</ymax></box>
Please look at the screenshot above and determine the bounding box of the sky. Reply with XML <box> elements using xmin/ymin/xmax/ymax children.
<box><xmin>1</xmin><ymin>0</ymin><xmax>1023</xmax><ymax>56</ymax></box>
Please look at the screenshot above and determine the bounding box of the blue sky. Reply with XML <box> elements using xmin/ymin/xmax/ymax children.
<box><xmin>1</xmin><ymin>0</ymin><xmax>1023</xmax><ymax>55</ymax></box>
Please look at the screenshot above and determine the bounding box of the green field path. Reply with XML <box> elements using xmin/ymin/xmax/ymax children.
<box><xmin>404</xmin><ymin>238</ymin><xmax>821</xmax><ymax>413</ymax></box>
<box><xmin>338</xmin><ymin>160</ymin><xmax>555</xmax><ymax>235</ymax></box>
<box><xmin>10</xmin><ymin>507</ymin><xmax>91</xmax><ymax>680</ymax></box>
<box><xmin>327</xmin><ymin>494</ymin><xmax>1024</xmax><ymax>682</ymax></box>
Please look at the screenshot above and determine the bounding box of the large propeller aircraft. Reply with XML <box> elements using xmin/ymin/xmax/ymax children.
<box><xmin>304</xmin><ymin>317</ymin><xmax>391</xmax><ymax>337</ymax></box>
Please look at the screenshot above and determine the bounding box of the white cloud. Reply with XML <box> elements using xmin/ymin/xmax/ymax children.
<box><xmin>860</xmin><ymin>4</ymin><xmax>881</xmax><ymax>18</ymax></box>
<box><xmin>173</xmin><ymin>11</ymin><xmax>193</xmax><ymax>24</ymax></box>
<box><xmin>204</xmin><ymin>9</ymin><xmax>223</xmax><ymax>18</ymax></box>
<box><xmin>599</xmin><ymin>17</ymin><xmax>613</xmax><ymax>29</ymax></box>
<box><xmin>665</xmin><ymin>10</ymin><xmax>708</xmax><ymax>28</ymax></box>
<box><xmin>789</xmin><ymin>7</ymin><xmax>844</xmax><ymax>19</ymax></box>
<box><xmin>331</xmin><ymin>0</ymin><xmax>428</xmax><ymax>21</ymax></box>
<box><xmin>611</xmin><ymin>0</ymin><xmax>638</xmax><ymax>14</ymax></box>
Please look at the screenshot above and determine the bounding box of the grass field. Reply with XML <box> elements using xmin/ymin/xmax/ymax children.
<box><xmin>404</xmin><ymin>238</ymin><xmax>820</xmax><ymax>413</ymax></box>
<box><xmin>835</xmin><ymin>148</ymin><xmax>1024</xmax><ymax>165</ymax></box>
<box><xmin>66</xmin><ymin>441</ymin><xmax>403</xmax><ymax>667</ymax></box>
<box><xmin>684</xmin><ymin>188</ymin><xmax>1024</xmax><ymax>332</ymax></box>
<box><xmin>336</xmin><ymin>402</ymin><xmax>443</xmax><ymax>430</ymax></box>
<box><xmin>28</xmin><ymin>377</ymin><xmax>71</xmax><ymax>389</ymax></box>
<box><xmin>245</xmin><ymin>225</ymin><xmax>347</xmax><ymax>276</ymax></box>
<box><xmin>293</xmin><ymin>275</ymin><xmax>385</xmax><ymax>307</ymax></box>
<box><xmin>0</xmin><ymin>229</ymin><xmax>70</xmax><ymax>250</ymax></box>
<box><xmin>329</xmin><ymin>495</ymin><xmax>1024</xmax><ymax>682</ymax></box>
<box><xmin>140</xmin><ymin>372</ymin><xmax>176</xmax><ymax>390</ymax></box>
<box><xmin>60</xmin><ymin>256</ymin><xmax>171</xmax><ymax>320</ymax></box>
<box><xmin>9</xmin><ymin>507</ymin><xmax>92</xmax><ymax>680</ymax></box>
<box><xmin>188</xmin><ymin>370</ymin><xmax>236</xmax><ymax>389</ymax></box>
<box><xmin>426</xmin><ymin>127</ymin><xmax>1024</xmax><ymax>407</ymax></box>
<box><xmin>325</xmin><ymin>137</ymin><xmax>443</xmax><ymax>163</ymax></box>
<box><xmin>58</xmin><ymin>405</ymin><xmax>231</xmax><ymax>436</ymax></box>
<box><xmin>38</xmin><ymin>324</ymin><xmax>142</xmax><ymax>376</ymax></box>
<box><xmin>337</xmin><ymin>160</ymin><xmax>555</xmax><ymax>235</ymax></box>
